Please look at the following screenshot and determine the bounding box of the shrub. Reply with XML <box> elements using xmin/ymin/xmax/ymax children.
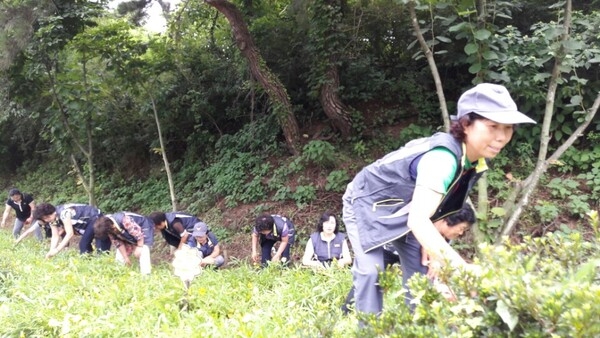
<box><xmin>301</xmin><ymin>140</ymin><xmax>337</xmax><ymax>169</ymax></box>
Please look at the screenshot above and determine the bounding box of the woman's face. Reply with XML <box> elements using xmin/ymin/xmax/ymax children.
<box><xmin>40</xmin><ymin>212</ymin><xmax>57</xmax><ymax>226</ymax></box>
<box><xmin>154</xmin><ymin>221</ymin><xmax>167</xmax><ymax>231</ymax></box>
<box><xmin>438</xmin><ymin>221</ymin><xmax>470</xmax><ymax>240</ymax></box>
<box><xmin>463</xmin><ymin>119</ymin><xmax>514</xmax><ymax>161</ymax></box>
<box><xmin>321</xmin><ymin>216</ymin><xmax>337</xmax><ymax>235</ymax></box>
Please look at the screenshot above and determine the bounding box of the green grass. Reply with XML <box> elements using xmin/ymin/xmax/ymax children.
<box><xmin>0</xmin><ymin>231</ymin><xmax>357</xmax><ymax>337</ymax></box>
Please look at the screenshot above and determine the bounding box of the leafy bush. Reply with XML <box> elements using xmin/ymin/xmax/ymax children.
<box><xmin>326</xmin><ymin>170</ymin><xmax>350</xmax><ymax>192</ymax></box>
<box><xmin>292</xmin><ymin>184</ymin><xmax>317</xmax><ymax>207</ymax></box>
<box><xmin>360</xmin><ymin>231</ymin><xmax>600</xmax><ymax>337</ymax></box>
<box><xmin>301</xmin><ymin>140</ymin><xmax>337</xmax><ymax>169</ymax></box>
<box><xmin>534</xmin><ymin>200</ymin><xmax>560</xmax><ymax>224</ymax></box>
<box><xmin>190</xmin><ymin>117</ymin><xmax>283</xmax><ymax>208</ymax></box>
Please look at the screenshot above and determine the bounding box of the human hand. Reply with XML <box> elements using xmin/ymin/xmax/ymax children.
<box><xmin>425</xmin><ymin>259</ymin><xmax>443</xmax><ymax>279</ymax></box>
<box><xmin>251</xmin><ymin>252</ymin><xmax>260</xmax><ymax>263</ymax></box>
<box><xmin>433</xmin><ymin>279</ymin><xmax>457</xmax><ymax>302</ymax></box>
<box><xmin>25</xmin><ymin>216</ymin><xmax>33</xmax><ymax>225</ymax></box>
<box><xmin>271</xmin><ymin>254</ymin><xmax>281</xmax><ymax>263</ymax></box>
<box><xmin>464</xmin><ymin>263</ymin><xmax>483</xmax><ymax>276</ymax></box>
<box><xmin>46</xmin><ymin>248</ymin><xmax>59</xmax><ymax>259</ymax></box>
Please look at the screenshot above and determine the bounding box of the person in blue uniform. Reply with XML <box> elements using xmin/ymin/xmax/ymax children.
<box><xmin>251</xmin><ymin>213</ymin><xmax>295</xmax><ymax>266</ymax></box>
<box><xmin>33</xmin><ymin>203</ymin><xmax>110</xmax><ymax>258</ymax></box>
<box><xmin>302</xmin><ymin>211</ymin><xmax>351</xmax><ymax>269</ymax></box>
<box><xmin>148</xmin><ymin>211</ymin><xmax>200</xmax><ymax>249</ymax></box>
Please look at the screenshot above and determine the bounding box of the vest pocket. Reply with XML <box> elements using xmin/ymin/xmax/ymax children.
<box><xmin>371</xmin><ymin>198</ymin><xmax>404</xmax><ymax>212</ymax></box>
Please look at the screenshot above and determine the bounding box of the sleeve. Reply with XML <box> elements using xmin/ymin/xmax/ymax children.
<box><xmin>122</xmin><ymin>215</ymin><xmax>144</xmax><ymax>241</ymax></box>
<box><xmin>208</xmin><ymin>232</ymin><xmax>219</xmax><ymax>245</ymax></box>
<box><xmin>279</xmin><ymin>222</ymin><xmax>289</xmax><ymax>238</ymax></box>
<box><xmin>60</xmin><ymin>208</ymin><xmax>75</xmax><ymax>221</ymax></box>
<box><xmin>109</xmin><ymin>233</ymin><xmax>122</xmax><ymax>248</ymax></box>
<box><xmin>171</xmin><ymin>218</ymin><xmax>186</xmax><ymax>236</ymax></box>
<box><xmin>415</xmin><ymin>147</ymin><xmax>458</xmax><ymax>194</ymax></box>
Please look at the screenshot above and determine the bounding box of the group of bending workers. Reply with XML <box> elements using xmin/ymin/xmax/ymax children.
<box><xmin>11</xmin><ymin>202</ymin><xmax>226</xmax><ymax>275</ymax></box>
<box><xmin>5</xmin><ymin>83</ymin><xmax>535</xmax><ymax>320</ymax></box>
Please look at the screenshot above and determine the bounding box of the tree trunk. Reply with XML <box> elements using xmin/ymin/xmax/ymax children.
<box><xmin>205</xmin><ymin>0</ymin><xmax>300</xmax><ymax>155</ymax></box>
<box><xmin>407</xmin><ymin>1</ymin><xmax>450</xmax><ymax>131</ymax></box>
<box><xmin>499</xmin><ymin>0</ymin><xmax>594</xmax><ymax>240</ymax></box>
<box><xmin>46</xmin><ymin>52</ymin><xmax>97</xmax><ymax>205</ymax></box>
<box><xmin>149</xmin><ymin>92</ymin><xmax>178</xmax><ymax>211</ymax></box>
<box><xmin>319</xmin><ymin>65</ymin><xmax>352</xmax><ymax>137</ymax></box>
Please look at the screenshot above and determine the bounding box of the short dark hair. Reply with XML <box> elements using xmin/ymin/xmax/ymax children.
<box><xmin>255</xmin><ymin>213</ymin><xmax>274</xmax><ymax>232</ymax></box>
<box><xmin>8</xmin><ymin>188</ymin><xmax>21</xmax><ymax>197</ymax></box>
<box><xmin>450</xmin><ymin>113</ymin><xmax>515</xmax><ymax>141</ymax></box>
<box><xmin>93</xmin><ymin>216</ymin><xmax>113</xmax><ymax>240</ymax></box>
<box><xmin>148</xmin><ymin>212</ymin><xmax>166</xmax><ymax>225</ymax></box>
<box><xmin>316</xmin><ymin>211</ymin><xmax>339</xmax><ymax>234</ymax></box>
<box><xmin>449</xmin><ymin>113</ymin><xmax>485</xmax><ymax>141</ymax></box>
<box><xmin>33</xmin><ymin>203</ymin><xmax>56</xmax><ymax>221</ymax></box>
<box><xmin>445</xmin><ymin>204</ymin><xmax>476</xmax><ymax>227</ymax></box>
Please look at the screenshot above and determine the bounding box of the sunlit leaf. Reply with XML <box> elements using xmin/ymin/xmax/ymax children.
<box><xmin>464</xmin><ymin>43</ymin><xmax>478</xmax><ymax>55</ymax></box>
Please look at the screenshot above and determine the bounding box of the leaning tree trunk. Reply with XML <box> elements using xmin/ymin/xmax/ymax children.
<box><xmin>205</xmin><ymin>0</ymin><xmax>300</xmax><ymax>155</ymax></box>
<box><xmin>316</xmin><ymin>0</ymin><xmax>353</xmax><ymax>138</ymax></box>
<box><xmin>319</xmin><ymin>62</ymin><xmax>352</xmax><ymax>138</ymax></box>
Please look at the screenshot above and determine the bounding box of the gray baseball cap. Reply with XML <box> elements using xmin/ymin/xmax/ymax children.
<box><xmin>192</xmin><ymin>222</ymin><xmax>208</xmax><ymax>237</ymax></box>
<box><xmin>455</xmin><ymin>83</ymin><xmax>536</xmax><ymax>124</ymax></box>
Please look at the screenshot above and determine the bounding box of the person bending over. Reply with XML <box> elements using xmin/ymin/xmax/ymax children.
<box><xmin>251</xmin><ymin>213</ymin><xmax>295</xmax><ymax>266</ymax></box>
<box><xmin>94</xmin><ymin>212</ymin><xmax>152</xmax><ymax>275</ymax></box>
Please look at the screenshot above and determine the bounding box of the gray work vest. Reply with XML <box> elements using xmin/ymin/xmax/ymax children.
<box><xmin>347</xmin><ymin>132</ymin><xmax>487</xmax><ymax>252</ymax></box>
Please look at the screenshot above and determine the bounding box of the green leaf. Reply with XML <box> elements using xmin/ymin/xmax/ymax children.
<box><xmin>574</xmin><ymin>259</ymin><xmax>599</xmax><ymax>282</ymax></box>
<box><xmin>491</xmin><ymin>207</ymin><xmax>506</xmax><ymax>217</ymax></box>
<box><xmin>482</xmin><ymin>51</ymin><xmax>498</xmax><ymax>60</ymax></box>
<box><xmin>473</xmin><ymin>29</ymin><xmax>491</xmax><ymax>41</ymax></box>
<box><xmin>468</xmin><ymin>62</ymin><xmax>481</xmax><ymax>74</ymax></box>
<box><xmin>436</xmin><ymin>36</ymin><xmax>452</xmax><ymax>43</ymax></box>
<box><xmin>533</xmin><ymin>73</ymin><xmax>551</xmax><ymax>82</ymax></box>
<box><xmin>555</xmin><ymin>130</ymin><xmax>563</xmax><ymax>141</ymax></box>
<box><xmin>544</xmin><ymin>27</ymin><xmax>561</xmax><ymax>40</ymax></box>
<box><xmin>570</xmin><ymin>95</ymin><xmax>583</xmax><ymax>105</ymax></box>
<box><xmin>464</xmin><ymin>43</ymin><xmax>478</xmax><ymax>55</ymax></box>
<box><xmin>496</xmin><ymin>300</ymin><xmax>519</xmax><ymax>331</ymax></box>
<box><xmin>562</xmin><ymin>39</ymin><xmax>584</xmax><ymax>51</ymax></box>
<box><xmin>525</xmin><ymin>256</ymin><xmax>538</xmax><ymax>272</ymax></box>
<box><xmin>448</xmin><ymin>22</ymin><xmax>468</xmax><ymax>33</ymax></box>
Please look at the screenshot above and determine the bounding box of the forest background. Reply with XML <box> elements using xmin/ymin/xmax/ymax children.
<box><xmin>0</xmin><ymin>0</ymin><xmax>599</xmax><ymax>336</ymax></box>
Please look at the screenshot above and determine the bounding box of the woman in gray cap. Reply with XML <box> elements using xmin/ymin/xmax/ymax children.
<box><xmin>342</xmin><ymin>83</ymin><xmax>536</xmax><ymax>317</ymax></box>
<box><xmin>186</xmin><ymin>222</ymin><xmax>225</xmax><ymax>268</ymax></box>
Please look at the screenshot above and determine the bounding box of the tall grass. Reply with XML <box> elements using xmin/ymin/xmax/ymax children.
<box><xmin>0</xmin><ymin>231</ymin><xmax>357</xmax><ymax>337</ymax></box>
